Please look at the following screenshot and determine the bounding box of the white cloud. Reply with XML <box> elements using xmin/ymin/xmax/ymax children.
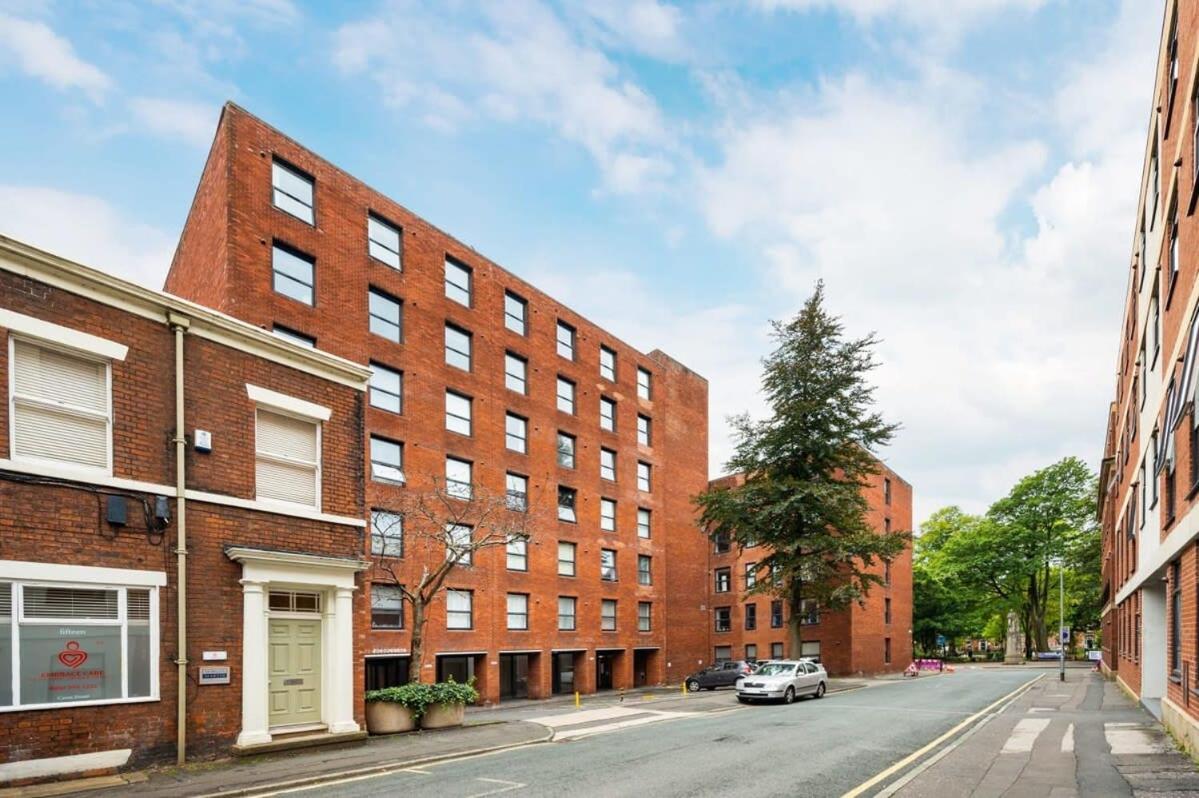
<box><xmin>577</xmin><ymin>0</ymin><xmax>687</xmax><ymax>61</ymax></box>
<box><xmin>0</xmin><ymin>13</ymin><xmax>111</xmax><ymax>99</ymax></box>
<box><xmin>753</xmin><ymin>0</ymin><xmax>1046</xmax><ymax>24</ymax></box>
<box><xmin>128</xmin><ymin>97</ymin><xmax>218</xmax><ymax>149</ymax></box>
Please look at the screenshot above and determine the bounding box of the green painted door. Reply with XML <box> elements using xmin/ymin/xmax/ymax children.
<box><xmin>268</xmin><ymin>618</ymin><xmax>322</xmax><ymax>728</ymax></box>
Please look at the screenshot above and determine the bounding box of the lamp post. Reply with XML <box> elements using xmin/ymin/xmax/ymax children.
<box><xmin>1059</xmin><ymin>563</ymin><xmax>1066</xmax><ymax>682</ymax></box>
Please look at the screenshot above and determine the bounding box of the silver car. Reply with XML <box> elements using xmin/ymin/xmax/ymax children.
<box><xmin>736</xmin><ymin>659</ymin><xmax>827</xmax><ymax>704</ymax></box>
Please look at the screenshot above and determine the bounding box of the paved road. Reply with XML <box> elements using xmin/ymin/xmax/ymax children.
<box><xmin>272</xmin><ymin>668</ymin><xmax>1040</xmax><ymax>798</ymax></box>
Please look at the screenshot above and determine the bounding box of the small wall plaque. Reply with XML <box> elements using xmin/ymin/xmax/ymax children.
<box><xmin>202</xmin><ymin>651</ymin><xmax>227</xmax><ymax>661</ymax></box>
<box><xmin>199</xmin><ymin>666</ymin><xmax>231</xmax><ymax>685</ymax></box>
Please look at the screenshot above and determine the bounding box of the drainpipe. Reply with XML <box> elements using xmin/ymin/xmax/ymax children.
<box><xmin>168</xmin><ymin>312</ymin><xmax>191</xmax><ymax>765</ymax></box>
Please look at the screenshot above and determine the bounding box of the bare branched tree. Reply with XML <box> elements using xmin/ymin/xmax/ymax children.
<box><xmin>370</xmin><ymin>477</ymin><xmax>539</xmax><ymax>683</ymax></box>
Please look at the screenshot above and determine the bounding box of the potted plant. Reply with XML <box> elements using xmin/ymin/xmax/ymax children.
<box><xmin>420</xmin><ymin>677</ymin><xmax>479</xmax><ymax>729</ymax></box>
<box><xmin>364</xmin><ymin>683</ymin><xmax>426</xmax><ymax>734</ymax></box>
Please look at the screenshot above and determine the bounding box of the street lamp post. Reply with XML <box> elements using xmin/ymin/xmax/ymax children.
<box><xmin>1059</xmin><ymin>563</ymin><xmax>1066</xmax><ymax>683</ymax></box>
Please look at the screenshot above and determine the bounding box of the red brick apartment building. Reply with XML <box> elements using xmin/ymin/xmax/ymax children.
<box><xmin>706</xmin><ymin>467</ymin><xmax>913</xmax><ymax>675</ymax></box>
<box><xmin>164</xmin><ymin>103</ymin><xmax>713</xmax><ymax>705</ymax></box>
<box><xmin>1100</xmin><ymin>0</ymin><xmax>1199</xmax><ymax>756</ymax></box>
<box><xmin>0</xmin><ymin>235</ymin><xmax>373</xmax><ymax>780</ymax></box>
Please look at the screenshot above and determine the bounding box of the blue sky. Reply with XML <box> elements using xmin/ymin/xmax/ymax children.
<box><xmin>0</xmin><ymin>0</ymin><xmax>1161</xmax><ymax>524</ymax></box>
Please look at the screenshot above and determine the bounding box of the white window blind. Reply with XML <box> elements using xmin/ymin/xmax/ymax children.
<box><xmin>255</xmin><ymin>408</ymin><xmax>320</xmax><ymax>507</ymax></box>
<box><xmin>11</xmin><ymin>339</ymin><xmax>111</xmax><ymax>470</ymax></box>
<box><xmin>22</xmin><ymin>586</ymin><xmax>118</xmax><ymax>620</ymax></box>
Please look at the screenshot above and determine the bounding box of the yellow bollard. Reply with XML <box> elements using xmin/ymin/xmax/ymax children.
<box><xmin>574</xmin><ymin>690</ymin><xmax>580</xmax><ymax>709</ymax></box>
<box><xmin>682</xmin><ymin>680</ymin><xmax>687</xmax><ymax>697</ymax></box>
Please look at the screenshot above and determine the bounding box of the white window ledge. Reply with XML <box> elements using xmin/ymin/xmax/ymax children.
<box><xmin>246</xmin><ymin>384</ymin><xmax>331</xmax><ymax>421</ymax></box>
<box><xmin>0</xmin><ymin>308</ymin><xmax>128</xmax><ymax>360</ymax></box>
<box><xmin>0</xmin><ymin>559</ymin><xmax>167</xmax><ymax>586</ymax></box>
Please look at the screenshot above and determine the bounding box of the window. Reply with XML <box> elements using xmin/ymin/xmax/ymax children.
<box><xmin>446</xmin><ymin>524</ymin><xmax>473</xmax><ymax>565</ymax></box>
<box><xmin>370</xmin><ymin>363</ymin><xmax>402</xmax><ymax>414</ymax></box>
<box><xmin>558</xmin><ymin>597</ymin><xmax>577</xmax><ymax>630</ymax></box>
<box><xmin>369</xmin><ymin>288</ymin><xmax>402</xmax><ymax>342</ymax></box>
<box><xmin>715</xmin><ymin>568</ymin><xmax>731</xmax><ymax>593</ymax></box>
<box><xmin>600</xmin><ymin>346</ymin><xmax>616</xmax><ymax>381</ymax></box>
<box><xmin>507</xmin><ymin>593</ymin><xmax>529</xmax><ymax>630</ymax></box>
<box><xmin>1</xmin><ymin>579</ymin><xmax>157</xmax><ymax>709</ymax></box>
<box><xmin>801</xmin><ymin>641</ymin><xmax>821</xmax><ymax>661</ymax></box>
<box><xmin>771</xmin><ymin>600</ymin><xmax>783</xmax><ymax>628</ymax></box>
<box><xmin>745</xmin><ymin>644</ymin><xmax>758</xmax><ymax>661</ymax></box>
<box><xmin>600</xmin><ymin>397</ymin><xmax>616</xmax><ymax>431</ymax></box>
<box><xmin>445</xmin><ymin>257</ymin><xmax>472</xmax><ymax>306</ymax></box>
<box><xmin>638</xmin><ymin>555</ymin><xmax>652</xmax><ymax>585</ymax></box>
<box><xmin>637</xmin><ymin>462</ymin><xmax>652</xmax><ymax>492</ymax></box>
<box><xmin>504</xmin><ymin>291</ymin><xmax>527</xmax><ymax>334</ymax></box>
<box><xmin>506</xmin><ymin>473</ymin><xmax>528</xmax><ymax>512</ymax></box>
<box><xmin>745</xmin><ymin>562</ymin><xmax>757</xmax><ymax>589</ymax></box>
<box><xmin>601</xmin><ymin>599</ymin><xmax>617</xmax><ymax>631</ymax></box>
<box><xmin>884</xmin><ymin>637</ymin><xmax>891</xmax><ymax>664</ymax></box>
<box><xmin>884</xmin><ymin>598</ymin><xmax>892</xmax><ymax>625</ymax></box>
<box><xmin>600</xmin><ymin>498</ymin><xmax>617</xmax><ymax>531</ymax></box>
<box><xmin>371</xmin><ymin>510</ymin><xmax>403</xmax><ymax>557</ymax></box>
<box><xmin>557</xmin><ymin>377</ymin><xmax>576</xmax><ymax>414</ymax></box>
<box><xmin>255</xmin><ymin>408</ymin><xmax>320</xmax><ymax>507</ymax></box>
<box><xmin>272</xmin><ymin>160</ymin><xmax>313</xmax><ymax>224</ymax></box>
<box><xmin>9</xmin><ymin>340</ymin><xmax>111</xmax><ymax>472</ymax></box>
<box><xmin>272</xmin><ymin>244</ymin><xmax>314</xmax><ymax>305</ymax></box>
<box><xmin>771</xmin><ymin>642</ymin><xmax>784</xmax><ymax>659</ymax></box>
<box><xmin>637</xmin><ymin>367</ymin><xmax>652</xmax><ymax>400</ymax></box>
<box><xmin>372</xmin><ymin>584</ymin><xmax>403</xmax><ymax>629</ymax></box>
<box><xmin>714</xmin><ymin>645</ymin><xmax>732</xmax><ymax>663</ymax></box>
<box><xmin>446</xmin><ymin>590</ymin><xmax>472</xmax><ymax>630</ymax></box>
<box><xmin>506</xmin><ymin>413</ymin><xmax>528</xmax><ymax>454</ymax></box>
<box><xmin>558</xmin><ymin>486</ymin><xmax>577</xmax><ymax>522</ymax></box>
<box><xmin>1170</xmin><ymin>200</ymin><xmax>1180</xmax><ymax>291</ymax></box>
<box><xmin>557</xmin><ymin>321</ymin><xmax>575</xmax><ymax>360</ymax></box>
<box><xmin>273</xmin><ymin>325</ymin><xmax>315</xmax><ymax>347</ymax></box>
<box><xmin>600</xmin><ymin>448</ymin><xmax>617</xmax><ymax>481</ymax></box>
<box><xmin>800</xmin><ymin>599</ymin><xmax>819</xmax><ymax>625</ymax></box>
<box><xmin>713</xmin><ymin>531</ymin><xmax>731</xmax><ymax>554</ymax></box>
<box><xmin>558</xmin><ymin>542</ymin><xmax>577</xmax><ymax>576</ymax></box>
<box><xmin>637</xmin><ymin>415</ymin><xmax>651</xmax><ymax>446</ymax></box>
<box><xmin>445</xmin><ymin>324</ymin><xmax>472</xmax><ymax>371</ymax></box>
<box><xmin>1168</xmin><ymin>8</ymin><xmax>1179</xmax><ymax>111</ymax></box>
<box><xmin>714</xmin><ymin>607</ymin><xmax>731</xmax><ymax>633</ymax></box>
<box><xmin>445</xmin><ymin>457</ymin><xmax>472</xmax><ymax>500</ymax></box>
<box><xmin>505</xmin><ymin>352</ymin><xmax>527</xmax><ymax>394</ymax></box>
<box><xmin>1150</xmin><ymin>141</ymin><xmax>1160</xmax><ymax>229</ymax></box>
<box><xmin>557</xmin><ymin>432</ymin><xmax>576</xmax><ymax>468</ymax></box>
<box><xmin>884</xmin><ymin>560</ymin><xmax>892</xmax><ymax>586</ymax></box>
<box><xmin>365</xmin><ymin>656</ymin><xmax>410</xmax><ymax>691</ymax></box>
<box><xmin>368</xmin><ymin>215</ymin><xmax>401</xmax><ymax>268</ymax></box>
<box><xmin>638</xmin><ymin>508</ymin><xmax>652</xmax><ymax>539</ymax></box>
<box><xmin>445</xmin><ymin>391</ymin><xmax>472</xmax><ymax>436</ymax></box>
<box><xmin>506</xmin><ymin>537</ymin><xmax>528</xmax><ymax>571</ymax></box>
<box><xmin>601</xmin><ymin>549</ymin><xmax>617</xmax><ymax>581</ymax></box>
<box><xmin>884</xmin><ymin>478</ymin><xmax>892</xmax><ymax>505</ymax></box>
<box><xmin>1152</xmin><ymin>289</ymin><xmax>1162</xmax><ymax>365</ymax></box>
<box><xmin>1171</xmin><ymin>559</ymin><xmax>1182</xmax><ymax>676</ymax></box>
<box><xmin>745</xmin><ymin>603</ymin><xmax>757</xmax><ymax>630</ymax></box>
<box><xmin>638</xmin><ymin>601</ymin><xmax>652</xmax><ymax>631</ymax></box>
<box><xmin>370</xmin><ymin>436</ymin><xmax>404</xmax><ymax>484</ymax></box>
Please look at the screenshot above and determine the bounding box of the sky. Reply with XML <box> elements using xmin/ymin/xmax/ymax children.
<box><xmin>0</xmin><ymin>0</ymin><xmax>1163</xmax><ymax>526</ymax></box>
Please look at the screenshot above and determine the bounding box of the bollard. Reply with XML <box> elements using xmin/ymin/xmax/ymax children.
<box><xmin>574</xmin><ymin>691</ymin><xmax>580</xmax><ymax>709</ymax></box>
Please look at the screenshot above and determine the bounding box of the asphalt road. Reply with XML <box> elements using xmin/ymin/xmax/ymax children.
<box><xmin>276</xmin><ymin>668</ymin><xmax>1040</xmax><ymax>798</ymax></box>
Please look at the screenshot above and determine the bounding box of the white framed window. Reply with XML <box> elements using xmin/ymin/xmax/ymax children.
<box><xmin>715</xmin><ymin>567</ymin><xmax>731</xmax><ymax>593</ymax></box>
<box><xmin>272</xmin><ymin>160</ymin><xmax>314</xmax><ymax>224</ymax></box>
<box><xmin>445</xmin><ymin>324</ymin><xmax>472</xmax><ymax>371</ymax></box>
<box><xmin>505</xmin><ymin>291</ymin><xmax>527</xmax><ymax>335</ymax></box>
<box><xmin>9</xmin><ymin>338</ymin><xmax>112</xmax><ymax>473</ymax></box>
<box><xmin>506</xmin><ymin>536</ymin><xmax>528</xmax><ymax>570</ymax></box>
<box><xmin>601</xmin><ymin>599</ymin><xmax>617</xmax><ymax>631</ymax></box>
<box><xmin>370</xmin><ymin>435</ymin><xmax>404</xmax><ymax>484</ymax></box>
<box><xmin>600</xmin><ymin>448</ymin><xmax>617</xmax><ymax>481</ymax></box>
<box><xmin>637</xmin><ymin>367</ymin><xmax>652</xmax><ymax>400</ymax></box>
<box><xmin>638</xmin><ymin>601</ymin><xmax>652</xmax><ymax>632</ymax></box>
<box><xmin>255</xmin><ymin>408</ymin><xmax>320</xmax><ymax>508</ymax></box>
<box><xmin>638</xmin><ymin>555</ymin><xmax>652</xmax><ymax>586</ymax></box>
<box><xmin>369</xmin><ymin>363</ymin><xmax>402</xmax><ymax>414</ymax></box>
<box><xmin>600</xmin><ymin>346</ymin><xmax>616</xmax><ymax>381</ymax></box>
<box><xmin>445</xmin><ymin>391</ymin><xmax>472</xmax><ymax>436</ymax></box>
<box><xmin>557</xmin><ymin>432</ymin><xmax>576</xmax><ymax>468</ymax></box>
<box><xmin>369</xmin><ymin>289</ymin><xmax>402</xmax><ymax>342</ymax></box>
<box><xmin>505</xmin><ymin>352</ymin><xmax>527</xmax><ymax>394</ymax></box>
<box><xmin>637</xmin><ymin>415</ymin><xmax>651</xmax><ymax>446</ymax></box>
<box><xmin>558</xmin><ymin>596</ymin><xmax>577</xmax><ymax>630</ymax></box>
<box><xmin>371</xmin><ymin>510</ymin><xmax>403</xmax><ymax>557</ymax></box>
<box><xmin>600</xmin><ymin>498</ymin><xmax>616</xmax><ymax>531</ymax></box>
<box><xmin>558</xmin><ymin>542</ymin><xmax>577</xmax><ymax>576</ymax></box>
<box><xmin>745</xmin><ymin>562</ymin><xmax>757</xmax><ymax>589</ymax></box>
<box><xmin>445</xmin><ymin>456</ymin><xmax>472</xmax><ymax>500</ymax></box>
<box><xmin>601</xmin><ymin>549</ymin><xmax>617</xmax><ymax>581</ymax></box>
<box><xmin>557</xmin><ymin>377</ymin><xmax>575</xmax><ymax>414</ymax></box>
<box><xmin>445</xmin><ymin>258</ymin><xmax>472</xmax><ymax>306</ymax></box>
<box><xmin>506</xmin><ymin>473</ymin><xmax>528</xmax><ymax>512</ymax></box>
<box><xmin>507</xmin><ymin>593</ymin><xmax>529</xmax><ymax>630</ymax></box>
<box><xmin>368</xmin><ymin>214</ymin><xmax>401</xmax><ymax>268</ymax></box>
<box><xmin>446</xmin><ymin>589</ymin><xmax>472</xmax><ymax>629</ymax></box>
<box><xmin>600</xmin><ymin>397</ymin><xmax>616</xmax><ymax>432</ymax></box>
<box><xmin>800</xmin><ymin>641</ymin><xmax>821</xmax><ymax>661</ymax></box>
<box><xmin>637</xmin><ymin>508</ymin><xmax>651</xmax><ymax>539</ymax></box>
<box><xmin>637</xmin><ymin>461</ymin><xmax>652</xmax><ymax>492</ymax></box>
<box><xmin>272</xmin><ymin>244</ymin><xmax>314</xmax><ymax>305</ymax></box>
<box><xmin>446</xmin><ymin>524</ymin><xmax>473</xmax><ymax>565</ymax></box>
<box><xmin>371</xmin><ymin>584</ymin><xmax>404</xmax><ymax>629</ymax></box>
<box><xmin>506</xmin><ymin>413</ymin><xmax>528</xmax><ymax>454</ymax></box>
<box><xmin>273</xmin><ymin>325</ymin><xmax>315</xmax><ymax>348</ymax></box>
<box><xmin>557</xmin><ymin>321</ymin><xmax>575</xmax><ymax>360</ymax></box>
<box><xmin>558</xmin><ymin>486</ymin><xmax>577</xmax><ymax>522</ymax></box>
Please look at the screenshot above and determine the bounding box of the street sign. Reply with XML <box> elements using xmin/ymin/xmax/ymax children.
<box><xmin>936</xmin><ymin>634</ymin><xmax>946</xmax><ymax>647</ymax></box>
<box><xmin>1061</xmin><ymin>627</ymin><xmax>1070</xmax><ymax>644</ymax></box>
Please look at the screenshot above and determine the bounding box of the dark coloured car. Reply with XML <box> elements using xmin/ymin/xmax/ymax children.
<box><xmin>685</xmin><ymin>660</ymin><xmax>754</xmax><ymax>691</ymax></box>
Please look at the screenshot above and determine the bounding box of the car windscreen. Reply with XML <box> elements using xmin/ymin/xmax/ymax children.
<box><xmin>755</xmin><ymin>663</ymin><xmax>796</xmax><ymax>676</ymax></box>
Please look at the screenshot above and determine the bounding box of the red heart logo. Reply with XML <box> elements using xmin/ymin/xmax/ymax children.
<box><xmin>58</xmin><ymin>641</ymin><xmax>88</xmax><ymax>669</ymax></box>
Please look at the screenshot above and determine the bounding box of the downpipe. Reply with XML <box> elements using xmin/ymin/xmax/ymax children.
<box><xmin>169</xmin><ymin>313</ymin><xmax>191</xmax><ymax>765</ymax></box>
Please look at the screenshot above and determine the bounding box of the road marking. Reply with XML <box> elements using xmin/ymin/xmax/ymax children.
<box><xmin>467</xmin><ymin>777</ymin><xmax>526</xmax><ymax>797</ymax></box>
<box><xmin>1062</xmin><ymin>723</ymin><xmax>1074</xmax><ymax>753</ymax></box>
<box><xmin>1105</xmin><ymin>723</ymin><xmax>1172</xmax><ymax>754</ymax></box>
<box><xmin>1029</xmin><ymin>707</ymin><xmax>1056</xmax><ymax>712</ymax></box>
<box><xmin>528</xmin><ymin>706</ymin><xmax>647</xmax><ymax>728</ymax></box>
<box><xmin>841</xmin><ymin>674</ymin><xmax>1044</xmax><ymax>798</ymax></box>
<box><xmin>1001</xmin><ymin>718</ymin><xmax>1051</xmax><ymax>753</ymax></box>
<box><xmin>553</xmin><ymin>711</ymin><xmax>692</xmax><ymax>740</ymax></box>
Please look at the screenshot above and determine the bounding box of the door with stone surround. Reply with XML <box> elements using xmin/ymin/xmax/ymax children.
<box><xmin>268</xmin><ymin>618</ymin><xmax>322</xmax><ymax>728</ymax></box>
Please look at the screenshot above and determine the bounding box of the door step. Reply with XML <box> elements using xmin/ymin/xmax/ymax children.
<box><xmin>231</xmin><ymin>729</ymin><xmax>366</xmax><ymax>757</ymax></box>
<box><xmin>270</xmin><ymin>723</ymin><xmax>328</xmax><ymax>738</ymax></box>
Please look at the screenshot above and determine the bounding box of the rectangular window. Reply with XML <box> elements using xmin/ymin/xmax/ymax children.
<box><xmin>637</xmin><ymin>462</ymin><xmax>651</xmax><ymax>492</ymax></box>
<box><xmin>1171</xmin><ymin>559</ymin><xmax>1182</xmax><ymax>675</ymax></box>
<box><xmin>1170</xmin><ymin>200</ymin><xmax>1180</xmax><ymax>290</ymax></box>
<box><xmin>637</xmin><ymin>415</ymin><xmax>651</xmax><ymax>446</ymax></box>
<box><xmin>884</xmin><ymin>478</ymin><xmax>892</xmax><ymax>505</ymax></box>
<box><xmin>273</xmin><ymin>325</ymin><xmax>315</xmax><ymax>348</ymax></box>
<box><xmin>506</xmin><ymin>537</ymin><xmax>528</xmax><ymax>571</ymax></box>
<box><xmin>800</xmin><ymin>599</ymin><xmax>819</xmax><ymax>625</ymax></box>
<box><xmin>600</xmin><ymin>346</ymin><xmax>617</xmax><ymax>381</ymax></box>
<box><xmin>600</xmin><ymin>448</ymin><xmax>617</xmax><ymax>482</ymax></box>
<box><xmin>638</xmin><ymin>601</ymin><xmax>652</xmax><ymax>632</ymax></box>
<box><xmin>506</xmin><ymin>413</ymin><xmax>528</xmax><ymax>454</ymax></box>
<box><xmin>771</xmin><ymin>642</ymin><xmax>784</xmax><ymax>659</ymax></box>
<box><xmin>368</xmin><ymin>214</ymin><xmax>401</xmax><ymax>268</ymax></box>
<box><xmin>713</xmin><ymin>531</ymin><xmax>731</xmax><ymax>554</ymax></box>
<box><xmin>600</xmin><ymin>397</ymin><xmax>616</xmax><ymax>432</ymax></box>
<box><xmin>445</xmin><ymin>257</ymin><xmax>472</xmax><ymax>306</ymax></box>
<box><xmin>445</xmin><ymin>324</ymin><xmax>472</xmax><ymax>371</ymax></box>
<box><xmin>505</xmin><ymin>352</ymin><xmax>528</xmax><ymax>394</ymax></box>
<box><xmin>255</xmin><ymin>408</ymin><xmax>320</xmax><ymax>507</ymax></box>
<box><xmin>370</xmin><ymin>436</ymin><xmax>404</xmax><ymax>484</ymax></box>
<box><xmin>624</xmin><ymin>511</ymin><xmax>646</xmax><ymax>545</ymax></box>
<box><xmin>446</xmin><ymin>589</ymin><xmax>472</xmax><ymax>630</ymax></box>
<box><xmin>884</xmin><ymin>560</ymin><xmax>892</xmax><ymax>586</ymax></box>
<box><xmin>746</xmin><ymin>643</ymin><xmax>758</xmax><ymax>661</ymax></box>
<box><xmin>600</xmin><ymin>497</ymin><xmax>617</xmax><ymax>531</ymax></box>
<box><xmin>507</xmin><ymin>593</ymin><xmax>529</xmax><ymax>630</ymax></box>
<box><xmin>445</xmin><ymin>524</ymin><xmax>473</xmax><ymax>566</ymax></box>
<box><xmin>372</xmin><ymin>584</ymin><xmax>404</xmax><ymax>629</ymax></box>
<box><xmin>715</xmin><ymin>645</ymin><xmax>732</xmax><ymax>663</ymax></box>
<box><xmin>601</xmin><ymin>599</ymin><xmax>617</xmax><ymax>631</ymax></box>
<box><xmin>558</xmin><ymin>486</ymin><xmax>577</xmax><ymax>522</ymax></box>
<box><xmin>9</xmin><ymin>340</ymin><xmax>111</xmax><ymax>472</ymax></box>
<box><xmin>801</xmin><ymin>641</ymin><xmax>821</xmax><ymax>661</ymax></box>
<box><xmin>601</xmin><ymin>549</ymin><xmax>618</xmax><ymax>581</ymax></box>
<box><xmin>638</xmin><ymin>555</ymin><xmax>652</xmax><ymax>585</ymax></box>
<box><xmin>558</xmin><ymin>596</ymin><xmax>577</xmax><ymax>631</ymax></box>
<box><xmin>445</xmin><ymin>456</ymin><xmax>472</xmax><ymax>500</ymax></box>
<box><xmin>506</xmin><ymin>473</ymin><xmax>528</xmax><ymax>513</ymax></box>
<box><xmin>715</xmin><ymin>568</ymin><xmax>731</xmax><ymax>593</ymax></box>
<box><xmin>884</xmin><ymin>637</ymin><xmax>891</xmax><ymax>664</ymax></box>
<box><xmin>637</xmin><ymin>367</ymin><xmax>652</xmax><ymax>400</ymax></box>
<box><xmin>1150</xmin><ymin>142</ymin><xmax>1160</xmax><ymax>229</ymax></box>
<box><xmin>557</xmin><ymin>377</ymin><xmax>576</xmax><ymax>414</ymax></box>
<box><xmin>745</xmin><ymin>603</ymin><xmax>757</xmax><ymax>630</ymax></box>
<box><xmin>272</xmin><ymin>160</ymin><xmax>314</xmax><ymax>224</ymax></box>
<box><xmin>745</xmin><ymin>562</ymin><xmax>757</xmax><ymax>589</ymax></box>
<box><xmin>369</xmin><ymin>363</ymin><xmax>402</xmax><ymax>414</ymax></box>
<box><xmin>272</xmin><ymin>244</ymin><xmax>314</xmax><ymax>305</ymax></box>
<box><xmin>771</xmin><ymin>600</ymin><xmax>783</xmax><ymax>628</ymax></box>
<box><xmin>370</xmin><ymin>510</ymin><xmax>403</xmax><ymax>557</ymax></box>
<box><xmin>714</xmin><ymin>607</ymin><xmax>731</xmax><ymax>633</ymax></box>
<box><xmin>369</xmin><ymin>288</ymin><xmax>402</xmax><ymax>342</ymax></box>
<box><xmin>557</xmin><ymin>321</ymin><xmax>576</xmax><ymax>360</ymax></box>
<box><xmin>558</xmin><ymin>542</ymin><xmax>577</xmax><ymax>576</ymax></box>
<box><xmin>445</xmin><ymin>390</ymin><xmax>472</xmax><ymax>436</ymax></box>
<box><xmin>504</xmin><ymin>291</ymin><xmax>527</xmax><ymax>334</ymax></box>
<box><xmin>557</xmin><ymin>432</ymin><xmax>576</xmax><ymax>468</ymax></box>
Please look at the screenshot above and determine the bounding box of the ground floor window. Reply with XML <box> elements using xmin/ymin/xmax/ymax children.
<box><xmin>365</xmin><ymin>656</ymin><xmax>410</xmax><ymax>691</ymax></box>
<box><xmin>714</xmin><ymin>645</ymin><xmax>732</xmax><ymax>663</ymax></box>
<box><xmin>771</xmin><ymin>642</ymin><xmax>784</xmax><ymax>659</ymax></box>
<box><xmin>745</xmin><ymin>644</ymin><xmax>757</xmax><ymax>661</ymax></box>
<box><xmin>884</xmin><ymin>637</ymin><xmax>892</xmax><ymax>664</ymax></box>
<box><xmin>800</xmin><ymin>640</ymin><xmax>821</xmax><ymax>661</ymax></box>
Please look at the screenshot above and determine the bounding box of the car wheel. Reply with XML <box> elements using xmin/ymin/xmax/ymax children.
<box><xmin>687</xmin><ymin>679</ymin><xmax>701</xmax><ymax>692</ymax></box>
<box><xmin>815</xmin><ymin>682</ymin><xmax>826</xmax><ymax>698</ymax></box>
<box><xmin>783</xmin><ymin>686</ymin><xmax>795</xmax><ymax>704</ymax></box>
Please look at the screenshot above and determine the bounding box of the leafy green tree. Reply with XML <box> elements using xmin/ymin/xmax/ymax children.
<box><xmin>912</xmin><ymin>507</ymin><xmax>996</xmax><ymax>654</ymax></box>
<box><xmin>695</xmin><ymin>282</ymin><xmax>908</xmax><ymax>656</ymax></box>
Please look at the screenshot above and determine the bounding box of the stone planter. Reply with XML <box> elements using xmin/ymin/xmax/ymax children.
<box><xmin>420</xmin><ymin>701</ymin><xmax>465</xmax><ymax>729</ymax></box>
<box><xmin>365</xmin><ymin>701</ymin><xmax>417</xmax><ymax>734</ymax></box>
